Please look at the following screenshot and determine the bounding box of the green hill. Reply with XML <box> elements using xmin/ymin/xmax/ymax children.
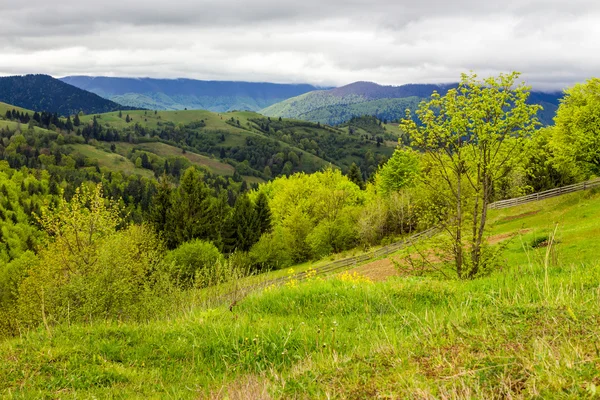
<box><xmin>75</xmin><ymin>108</ymin><xmax>394</xmax><ymax>180</ymax></box>
<box><xmin>1</xmin><ymin>189</ymin><xmax>598</xmax><ymax>398</ymax></box>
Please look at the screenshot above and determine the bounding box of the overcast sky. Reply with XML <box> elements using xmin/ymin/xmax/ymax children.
<box><xmin>0</xmin><ymin>0</ymin><xmax>598</xmax><ymax>90</ymax></box>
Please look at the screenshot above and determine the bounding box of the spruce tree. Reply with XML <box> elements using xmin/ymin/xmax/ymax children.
<box><xmin>73</xmin><ymin>113</ymin><xmax>81</xmax><ymax>127</ymax></box>
<box><xmin>255</xmin><ymin>192</ymin><xmax>272</xmax><ymax>234</ymax></box>
<box><xmin>65</xmin><ymin>116</ymin><xmax>74</xmax><ymax>132</ymax></box>
<box><xmin>167</xmin><ymin>167</ymin><xmax>216</xmax><ymax>247</ymax></box>
<box><xmin>347</xmin><ymin>163</ymin><xmax>364</xmax><ymax>189</ymax></box>
<box><xmin>223</xmin><ymin>194</ymin><xmax>259</xmax><ymax>253</ymax></box>
<box><xmin>150</xmin><ymin>175</ymin><xmax>172</xmax><ymax>238</ymax></box>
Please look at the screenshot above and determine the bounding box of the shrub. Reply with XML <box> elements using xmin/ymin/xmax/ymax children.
<box><xmin>165</xmin><ymin>239</ymin><xmax>223</xmax><ymax>288</ymax></box>
<box><xmin>16</xmin><ymin>184</ymin><xmax>174</xmax><ymax>329</ymax></box>
<box><xmin>249</xmin><ymin>228</ymin><xmax>293</xmax><ymax>271</ymax></box>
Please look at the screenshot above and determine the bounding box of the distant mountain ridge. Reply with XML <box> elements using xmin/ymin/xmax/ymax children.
<box><xmin>0</xmin><ymin>74</ymin><xmax>132</xmax><ymax>116</ymax></box>
<box><xmin>60</xmin><ymin>76</ymin><xmax>327</xmax><ymax>112</ymax></box>
<box><xmin>261</xmin><ymin>81</ymin><xmax>563</xmax><ymax>126</ymax></box>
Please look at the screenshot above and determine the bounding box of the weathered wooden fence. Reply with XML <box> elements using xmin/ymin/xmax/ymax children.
<box><xmin>220</xmin><ymin>178</ymin><xmax>600</xmax><ymax>304</ymax></box>
<box><xmin>489</xmin><ymin>178</ymin><xmax>600</xmax><ymax>209</ymax></box>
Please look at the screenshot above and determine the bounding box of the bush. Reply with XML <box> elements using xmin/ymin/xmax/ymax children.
<box><xmin>249</xmin><ymin>228</ymin><xmax>293</xmax><ymax>271</ymax></box>
<box><xmin>0</xmin><ymin>252</ymin><xmax>38</xmax><ymax>337</ymax></box>
<box><xmin>165</xmin><ymin>239</ymin><xmax>223</xmax><ymax>288</ymax></box>
<box><xmin>15</xmin><ymin>184</ymin><xmax>175</xmax><ymax>329</ymax></box>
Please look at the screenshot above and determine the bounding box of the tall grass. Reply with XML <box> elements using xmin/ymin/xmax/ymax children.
<box><xmin>2</xmin><ymin>249</ymin><xmax>599</xmax><ymax>398</ymax></box>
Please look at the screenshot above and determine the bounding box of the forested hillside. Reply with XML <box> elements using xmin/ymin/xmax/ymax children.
<box><xmin>60</xmin><ymin>76</ymin><xmax>326</xmax><ymax>112</ymax></box>
<box><xmin>0</xmin><ymin>75</ymin><xmax>132</xmax><ymax>116</ymax></box>
<box><xmin>261</xmin><ymin>81</ymin><xmax>562</xmax><ymax>125</ymax></box>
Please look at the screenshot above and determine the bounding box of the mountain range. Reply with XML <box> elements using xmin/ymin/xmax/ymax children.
<box><xmin>0</xmin><ymin>74</ymin><xmax>131</xmax><ymax>116</ymax></box>
<box><xmin>0</xmin><ymin>74</ymin><xmax>563</xmax><ymax>126</ymax></box>
<box><xmin>260</xmin><ymin>81</ymin><xmax>563</xmax><ymax>126</ymax></box>
<box><xmin>60</xmin><ymin>76</ymin><xmax>325</xmax><ymax>112</ymax></box>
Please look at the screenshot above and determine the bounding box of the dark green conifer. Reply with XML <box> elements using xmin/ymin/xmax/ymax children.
<box><xmin>347</xmin><ymin>163</ymin><xmax>364</xmax><ymax>189</ymax></box>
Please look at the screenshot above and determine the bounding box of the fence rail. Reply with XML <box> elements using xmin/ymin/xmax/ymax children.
<box><xmin>488</xmin><ymin>179</ymin><xmax>600</xmax><ymax>209</ymax></box>
<box><xmin>220</xmin><ymin>178</ymin><xmax>600</xmax><ymax>304</ymax></box>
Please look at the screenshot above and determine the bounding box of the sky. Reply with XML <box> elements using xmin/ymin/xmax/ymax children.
<box><xmin>0</xmin><ymin>0</ymin><xmax>599</xmax><ymax>90</ymax></box>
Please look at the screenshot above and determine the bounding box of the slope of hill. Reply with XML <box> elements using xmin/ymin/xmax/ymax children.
<box><xmin>2</xmin><ymin>189</ymin><xmax>598</xmax><ymax>398</ymax></box>
<box><xmin>261</xmin><ymin>81</ymin><xmax>562</xmax><ymax>126</ymax></box>
<box><xmin>60</xmin><ymin>76</ymin><xmax>326</xmax><ymax>112</ymax></box>
<box><xmin>0</xmin><ymin>75</ymin><xmax>132</xmax><ymax>116</ymax></box>
<box><xmin>75</xmin><ymin>108</ymin><xmax>393</xmax><ymax>179</ymax></box>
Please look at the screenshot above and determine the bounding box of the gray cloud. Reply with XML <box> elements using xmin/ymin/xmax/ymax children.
<box><xmin>0</xmin><ymin>0</ymin><xmax>599</xmax><ymax>90</ymax></box>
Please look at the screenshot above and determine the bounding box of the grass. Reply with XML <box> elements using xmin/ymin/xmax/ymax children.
<box><xmin>0</xmin><ymin>102</ymin><xmax>34</xmax><ymax>116</ymax></box>
<box><xmin>117</xmin><ymin>142</ymin><xmax>235</xmax><ymax>176</ymax></box>
<box><xmin>2</xmin><ymin>190</ymin><xmax>600</xmax><ymax>398</ymax></box>
<box><xmin>2</xmin><ymin>259</ymin><xmax>599</xmax><ymax>398</ymax></box>
<box><xmin>70</xmin><ymin>144</ymin><xmax>155</xmax><ymax>179</ymax></box>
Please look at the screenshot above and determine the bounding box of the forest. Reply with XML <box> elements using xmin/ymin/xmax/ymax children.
<box><xmin>1</xmin><ymin>72</ymin><xmax>599</xmax><ymax>397</ymax></box>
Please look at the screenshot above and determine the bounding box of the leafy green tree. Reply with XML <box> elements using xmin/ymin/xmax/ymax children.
<box><xmin>401</xmin><ymin>72</ymin><xmax>540</xmax><ymax>278</ymax></box>
<box><xmin>375</xmin><ymin>148</ymin><xmax>419</xmax><ymax>195</ymax></box>
<box><xmin>553</xmin><ymin>78</ymin><xmax>600</xmax><ymax>176</ymax></box>
<box><xmin>150</xmin><ymin>175</ymin><xmax>172</xmax><ymax>235</ymax></box>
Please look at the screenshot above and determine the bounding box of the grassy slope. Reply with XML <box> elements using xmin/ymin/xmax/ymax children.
<box><xmin>2</xmin><ymin>190</ymin><xmax>600</xmax><ymax>398</ymax></box>
<box><xmin>117</xmin><ymin>142</ymin><xmax>235</xmax><ymax>176</ymax></box>
<box><xmin>0</xmin><ymin>102</ymin><xmax>34</xmax><ymax>115</ymax></box>
<box><xmin>70</xmin><ymin>144</ymin><xmax>155</xmax><ymax>179</ymax></box>
<box><xmin>83</xmin><ymin>109</ymin><xmax>332</xmax><ymax>170</ymax></box>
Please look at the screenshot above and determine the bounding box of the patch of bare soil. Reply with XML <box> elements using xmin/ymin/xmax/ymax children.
<box><xmin>488</xmin><ymin>229</ymin><xmax>532</xmax><ymax>245</ymax></box>
<box><xmin>501</xmin><ymin>210</ymin><xmax>540</xmax><ymax>222</ymax></box>
<box><xmin>352</xmin><ymin>250</ymin><xmax>449</xmax><ymax>282</ymax></box>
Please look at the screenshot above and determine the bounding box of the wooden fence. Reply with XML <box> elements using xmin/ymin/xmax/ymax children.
<box><xmin>219</xmin><ymin>178</ymin><xmax>600</xmax><ymax>304</ymax></box>
<box><xmin>488</xmin><ymin>178</ymin><xmax>600</xmax><ymax>209</ymax></box>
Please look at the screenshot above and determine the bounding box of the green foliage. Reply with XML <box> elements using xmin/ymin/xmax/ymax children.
<box><xmin>15</xmin><ymin>184</ymin><xmax>173</xmax><ymax>330</ymax></box>
<box><xmin>164</xmin><ymin>239</ymin><xmax>223</xmax><ymax>288</ymax></box>
<box><xmin>553</xmin><ymin>78</ymin><xmax>600</xmax><ymax>176</ymax></box>
<box><xmin>165</xmin><ymin>167</ymin><xmax>220</xmax><ymax>248</ymax></box>
<box><xmin>254</xmin><ymin>168</ymin><xmax>365</xmax><ymax>263</ymax></box>
<box><xmin>401</xmin><ymin>72</ymin><xmax>541</xmax><ymax>278</ymax></box>
<box><xmin>375</xmin><ymin>148</ymin><xmax>420</xmax><ymax>195</ymax></box>
<box><xmin>249</xmin><ymin>226</ymin><xmax>293</xmax><ymax>270</ymax></box>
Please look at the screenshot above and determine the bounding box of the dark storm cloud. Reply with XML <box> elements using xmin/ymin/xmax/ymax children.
<box><xmin>0</xmin><ymin>0</ymin><xmax>599</xmax><ymax>89</ymax></box>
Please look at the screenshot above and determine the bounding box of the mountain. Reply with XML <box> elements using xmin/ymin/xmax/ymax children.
<box><xmin>60</xmin><ymin>76</ymin><xmax>326</xmax><ymax>112</ymax></box>
<box><xmin>0</xmin><ymin>74</ymin><xmax>132</xmax><ymax>116</ymax></box>
<box><xmin>261</xmin><ymin>81</ymin><xmax>563</xmax><ymax>126</ymax></box>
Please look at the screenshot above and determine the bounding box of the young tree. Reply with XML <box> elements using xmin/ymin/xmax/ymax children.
<box><xmin>401</xmin><ymin>72</ymin><xmax>540</xmax><ymax>278</ymax></box>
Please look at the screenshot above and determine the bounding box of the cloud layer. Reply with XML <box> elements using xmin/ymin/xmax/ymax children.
<box><xmin>1</xmin><ymin>0</ymin><xmax>599</xmax><ymax>90</ymax></box>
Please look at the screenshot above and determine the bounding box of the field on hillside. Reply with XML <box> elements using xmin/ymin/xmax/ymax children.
<box><xmin>351</xmin><ymin>189</ymin><xmax>600</xmax><ymax>282</ymax></box>
<box><xmin>0</xmin><ymin>101</ymin><xmax>34</xmax><ymax>115</ymax></box>
<box><xmin>116</xmin><ymin>142</ymin><xmax>235</xmax><ymax>176</ymax></box>
<box><xmin>1</xmin><ymin>189</ymin><xmax>599</xmax><ymax>398</ymax></box>
<box><xmin>70</xmin><ymin>144</ymin><xmax>155</xmax><ymax>179</ymax></box>
<box><xmin>0</xmin><ymin>120</ymin><xmax>57</xmax><ymax>135</ymax></box>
